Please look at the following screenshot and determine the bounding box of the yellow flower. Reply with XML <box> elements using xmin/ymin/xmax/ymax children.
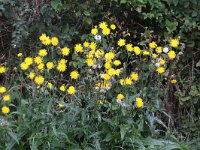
<box><xmin>170</xmin><ymin>79</ymin><xmax>177</xmax><ymax>84</ymax></box>
<box><xmin>143</xmin><ymin>50</ymin><xmax>150</xmax><ymax>55</ymax></box>
<box><xmin>0</xmin><ymin>86</ymin><xmax>6</xmax><ymax>93</ymax></box>
<box><xmin>99</xmin><ymin>21</ymin><xmax>107</xmax><ymax>29</ymax></box>
<box><xmin>168</xmin><ymin>50</ymin><xmax>176</xmax><ymax>59</ymax></box>
<box><xmin>0</xmin><ymin>66</ymin><xmax>6</xmax><ymax>74</ymax></box>
<box><xmin>83</xmin><ymin>41</ymin><xmax>89</xmax><ymax>47</ymax></box>
<box><xmin>46</xmin><ymin>62</ymin><xmax>54</xmax><ymax>70</ymax></box>
<box><xmin>110</xmin><ymin>24</ymin><xmax>116</xmax><ymax>30</ymax></box>
<box><xmin>86</xmin><ymin>59</ymin><xmax>94</xmax><ymax>67</ymax></box>
<box><xmin>156</xmin><ymin>46</ymin><xmax>162</xmax><ymax>53</ymax></box>
<box><xmin>67</xmin><ymin>86</ymin><xmax>76</xmax><ymax>95</ymax></box>
<box><xmin>126</xmin><ymin>44</ymin><xmax>133</xmax><ymax>52</ymax></box>
<box><xmin>104</xmin><ymin>74</ymin><xmax>111</xmax><ymax>80</ymax></box>
<box><xmin>57</xmin><ymin>63</ymin><xmax>66</xmax><ymax>72</ymax></box>
<box><xmin>70</xmin><ymin>71</ymin><xmax>79</xmax><ymax>80</ymax></box>
<box><xmin>105</xmin><ymin>52</ymin><xmax>115</xmax><ymax>60</ymax></box>
<box><xmin>125</xmin><ymin>77</ymin><xmax>133</xmax><ymax>85</ymax></box>
<box><xmin>58</xmin><ymin>103</ymin><xmax>65</xmax><ymax>108</ymax></box>
<box><xmin>130</xmin><ymin>72</ymin><xmax>138</xmax><ymax>81</ymax></box>
<box><xmin>24</xmin><ymin>57</ymin><xmax>33</xmax><ymax>65</ymax></box>
<box><xmin>74</xmin><ymin>44</ymin><xmax>83</xmax><ymax>53</ymax></box>
<box><xmin>117</xmin><ymin>94</ymin><xmax>124</xmax><ymax>100</ymax></box>
<box><xmin>102</xmin><ymin>27</ymin><xmax>110</xmax><ymax>35</ymax></box>
<box><xmin>118</xmin><ymin>39</ymin><xmax>126</xmax><ymax>47</ymax></box>
<box><xmin>39</xmin><ymin>33</ymin><xmax>47</xmax><ymax>41</ymax></box>
<box><xmin>2</xmin><ymin>106</ymin><xmax>10</xmax><ymax>114</ymax></box>
<box><xmin>97</xmin><ymin>100</ymin><xmax>104</xmax><ymax>105</ymax></box>
<box><xmin>152</xmin><ymin>54</ymin><xmax>158</xmax><ymax>59</ymax></box>
<box><xmin>61</xmin><ymin>47</ymin><xmax>70</xmax><ymax>56</ymax></box>
<box><xmin>38</xmin><ymin>49</ymin><xmax>48</xmax><ymax>57</ymax></box>
<box><xmin>104</xmin><ymin>62</ymin><xmax>111</xmax><ymax>69</ymax></box>
<box><xmin>20</xmin><ymin>62</ymin><xmax>29</xmax><ymax>70</ymax></box>
<box><xmin>119</xmin><ymin>79</ymin><xmax>126</xmax><ymax>85</ymax></box>
<box><xmin>107</xmin><ymin>68</ymin><xmax>115</xmax><ymax>76</ymax></box>
<box><xmin>170</xmin><ymin>39</ymin><xmax>179</xmax><ymax>48</ymax></box>
<box><xmin>51</xmin><ymin>37</ymin><xmax>59</xmax><ymax>46</ymax></box>
<box><xmin>41</xmin><ymin>35</ymin><xmax>51</xmax><ymax>45</ymax></box>
<box><xmin>60</xmin><ymin>84</ymin><xmax>66</xmax><ymax>92</ymax></box>
<box><xmin>17</xmin><ymin>53</ymin><xmax>23</xmax><ymax>57</ymax></box>
<box><xmin>156</xmin><ymin>67</ymin><xmax>165</xmax><ymax>74</ymax></box>
<box><xmin>135</xmin><ymin>97</ymin><xmax>143</xmax><ymax>108</ymax></box>
<box><xmin>47</xmin><ymin>82</ymin><xmax>53</xmax><ymax>89</ymax></box>
<box><xmin>34</xmin><ymin>56</ymin><xmax>43</xmax><ymax>64</ymax></box>
<box><xmin>158</xmin><ymin>58</ymin><xmax>166</xmax><ymax>65</ymax></box>
<box><xmin>89</xmin><ymin>42</ymin><xmax>96</xmax><ymax>50</ymax></box>
<box><xmin>91</xmin><ymin>27</ymin><xmax>98</xmax><ymax>35</ymax></box>
<box><xmin>28</xmin><ymin>72</ymin><xmax>35</xmax><ymax>79</ymax></box>
<box><xmin>114</xmin><ymin>69</ymin><xmax>121</xmax><ymax>76</ymax></box>
<box><xmin>149</xmin><ymin>41</ymin><xmax>157</xmax><ymax>49</ymax></box>
<box><xmin>3</xmin><ymin>95</ymin><xmax>10</xmax><ymax>102</ymax></box>
<box><xmin>34</xmin><ymin>75</ymin><xmax>44</xmax><ymax>85</ymax></box>
<box><xmin>37</xmin><ymin>63</ymin><xmax>44</xmax><ymax>71</ymax></box>
<box><xmin>113</xmin><ymin>60</ymin><xmax>121</xmax><ymax>66</ymax></box>
<box><xmin>133</xmin><ymin>46</ymin><xmax>141</xmax><ymax>55</ymax></box>
<box><xmin>95</xmin><ymin>49</ymin><xmax>104</xmax><ymax>58</ymax></box>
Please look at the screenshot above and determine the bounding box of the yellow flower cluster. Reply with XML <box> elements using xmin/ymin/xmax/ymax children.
<box><xmin>0</xmin><ymin>85</ymin><xmax>11</xmax><ymax>115</ymax></box>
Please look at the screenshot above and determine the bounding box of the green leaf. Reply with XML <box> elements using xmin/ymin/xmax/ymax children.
<box><xmin>50</xmin><ymin>0</ymin><xmax>62</xmax><ymax>10</ymax></box>
<box><xmin>120</xmin><ymin>126</ymin><xmax>127</xmax><ymax>140</ymax></box>
<box><xmin>8</xmin><ymin>131</ymin><xmax>19</xmax><ymax>145</ymax></box>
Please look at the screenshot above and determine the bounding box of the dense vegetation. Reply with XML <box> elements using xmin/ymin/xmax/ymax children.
<box><xmin>0</xmin><ymin>0</ymin><xmax>200</xmax><ymax>149</ymax></box>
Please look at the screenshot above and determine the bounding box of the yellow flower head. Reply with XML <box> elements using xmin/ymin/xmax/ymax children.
<box><xmin>83</xmin><ymin>41</ymin><xmax>90</xmax><ymax>47</ymax></box>
<box><xmin>2</xmin><ymin>106</ymin><xmax>10</xmax><ymax>114</ymax></box>
<box><xmin>107</xmin><ymin>68</ymin><xmax>115</xmax><ymax>76</ymax></box>
<box><xmin>0</xmin><ymin>66</ymin><xmax>6</xmax><ymax>74</ymax></box>
<box><xmin>104</xmin><ymin>62</ymin><xmax>111</xmax><ymax>69</ymax></box>
<box><xmin>149</xmin><ymin>41</ymin><xmax>157</xmax><ymax>49</ymax></box>
<box><xmin>38</xmin><ymin>49</ymin><xmax>48</xmax><ymax>57</ymax></box>
<box><xmin>125</xmin><ymin>77</ymin><xmax>133</xmax><ymax>85</ymax></box>
<box><xmin>51</xmin><ymin>37</ymin><xmax>59</xmax><ymax>46</ymax></box>
<box><xmin>133</xmin><ymin>46</ymin><xmax>141</xmax><ymax>55</ymax></box>
<box><xmin>158</xmin><ymin>58</ymin><xmax>166</xmax><ymax>65</ymax></box>
<box><xmin>58</xmin><ymin>103</ymin><xmax>65</xmax><ymax>108</ymax></box>
<box><xmin>117</xmin><ymin>94</ymin><xmax>124</xmax><ymax>100</ymax></box>
<box><xmin>20</xmin><ymin>62</ymin><xmax>28</xmax><ymax>70</ymax></box>
<box><xmin>34</xmin><ymin>56</ymin><xmax>43</xmax><ymax>64</ymax></box>
<box><xmin>0</xmin><ymin>86</ymin><xmax>6</xmax><ymax>93</ymax></box>
<box><xmin>24</xmin><ymin>57</ymin><xmax>33</xmax><ymax>65</ymax></box>
<box><xmin>135</xmin><ymin>97</ymin><xmax>143</xmax><ymax>108</ymax></box>
<box><xmin>70</xmin><ymin>71</ymin><xmax>79</xmax><ymax>80</ymax></box>
<box><xmin>114</xmin><ymin>69</ymin><xmax>121</xmax><ymax>76</ymax></box>
<box><xmin>42</xmin><ymin>36</ymin><xmax>51</xmax><ymax>45</ymax></box>
<box><xmin>103</xmin><ymin>73</ymin><xmax>111</xmax><ymax>81</ymax></box>
<box><xmin>130</xmin><ymin>72</ymin><xmax>138</xmax><ymax>81</ymax></box>
<box><xmin>170</xmin><ymin>79</ymin><xmax>177</xmax><ymax>84</ymax></box>
<box><xmin>37</xmin><ymin>63</ymin><xmax>45</xmax><ymax>71</ymax></box>
<box><xmin>99</xmin><ymin>21</ymin><xmax>107</xmax><ymax>29</ymax></box>
<box><xmin>67</xmin><ymin>86</ymin><xmax>76</xmax><ymax>95</ymax></box>
<box><xmin>156</xmin><ymin>46</ymin><xmax>162</xmax><ymax>53</ymax></box>
<box><xmin>102</xmin><ymin>27</ymin><xmax>110</xmax><ymax>35</ymax></box>
<box><xmin>143</xmin><ymin>50</ymin><xmax>150</xmax><ymax>55</ymax></box>
<box><xmin>61</xmin><ymin>47</ymin><xmax>70</xmax><ymax>56</ymax></box>
<box><xmin>91</xmin><ymin>27</ymin><xmax>98</xmax><ymax>35</ymax></box>
<box><xmin>17</xmin><ymin>53</ymin><xmax>23</xmax><ymax>57</ymax></box>
<box><xmin>3</xmin><ymin>95</ymin><xmax>10</xmax><ymax>102</ymax></box>
<box><xmin>86</xmin><ymin>59</ymin><xmax>94</xmax><ymax>67</ymax></box>
<box><xmin>97</xmin><ymin>100</ymin><xmax>104</xmax><ymax>105</ymax></box>
<box><xmin>28</xmin><ymin>72</ymin><xmax>35</xmax><ymax>79</ymax></box>
<box><xmin>110</xmin><ymin>24</ymin><xmax>116</xmax><ymax>30</ymax></box>
<box><xmin>126</xmin><ymin>44</ymin><xmax>133</xmax><ymax>52</ymax></box>
<box><xmin>95</xmin><ymin>49</ymin><xmax>104</xmax><ymax>58</ymax></box>
<box><xmin>118</xmin><ymin>39</ymin><xmax>126</xmax><ymax>47</ymax></box>
<box><xmin>74</xmin><ymin>44</ymin><xmax>83</xmax><ymax>53</ymax></box>
<box><xmin>113</xmin><ymin>60</ymin><xmax>121</xmax><ymax>66</ymax></box>
<box><xmin>89</xmin><ymin>42</ymin><xmax>96</xmax><ymax>50</ymax></box>
<box><xmin>57</xmin><ymin>63</ymin><xmax>66</xmax><ymax>72</ymax></box>
<box><xmin>105</xmin><ymin>52</ymin><xmax>115</xmax><ymax>60</ymax></box>
<box><xmin>168</xmin><ymin>50</ymin><xmax>176</xmax><ymax>59</ymax></box>
<box><xmin>119</xmin><ymin>79</ymin><xmax>126</xmax><ymax>85</ymax></box>
<box><xmin>156</xmin><ymin>67</ymin><xmax>165</xmax><ymax>74</ymax></box>
<box><xmin>39</xmin><ymin>33</ymin><xmax>47</xmax><ymax>41</ymax></box>
<box><xmin>170</xmin><ymin>39</ymin><xmax>179</xmax><ymax>48</ymax></box>
<box><xmin>34</xmin><ymin>75</ymin><xmax>44</xmax><ymax>85</ymax></box>
<box><xmin>47</xmin><ymin>82</ymin><xmax>53</xmax><ymax>89</ymax></box>
<box><xmin>46</xmin><ymin>62</ymin><xmax>54</xmax><ymax>70</ymax></box>
<box><xmin>60</xmin><ymin>84</ymin><xmax>66</xmax><ymax>92</ymax></box>
<box><xmin>152</xmin><ymin>54</ymin><xmax>158</xmax><ymax>59</ymax></box>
